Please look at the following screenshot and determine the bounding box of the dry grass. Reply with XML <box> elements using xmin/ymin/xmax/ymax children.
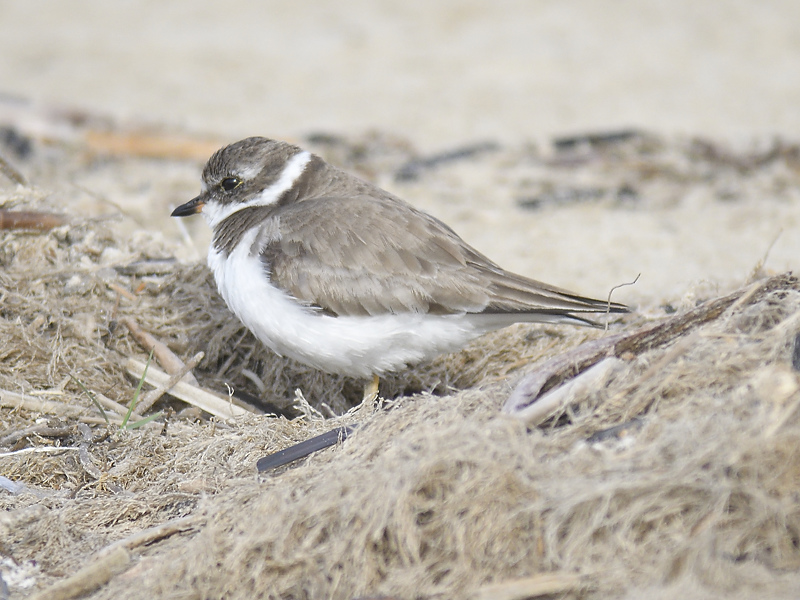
<box><xmin>2</xmin><ymin>130</ymin><xmax>800</xmax><ymax>599</ymax></box>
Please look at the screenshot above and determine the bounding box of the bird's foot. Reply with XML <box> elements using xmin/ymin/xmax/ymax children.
<box><xmin>362</xmin><ymin>374</ymin><xmax>380</xmax><ymax>405</ymax></box>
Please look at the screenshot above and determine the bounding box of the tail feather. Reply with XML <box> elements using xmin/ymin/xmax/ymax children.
<box><xmin>479</xmin><ymin>267</ymin><xmax>629</xmax><ymax>318</ymax></box>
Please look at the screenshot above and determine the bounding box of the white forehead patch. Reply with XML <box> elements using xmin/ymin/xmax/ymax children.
<box><xmin>202</xmin><ymin>150</ymin><xmax>312</xmax><ymax>229</ymax></box>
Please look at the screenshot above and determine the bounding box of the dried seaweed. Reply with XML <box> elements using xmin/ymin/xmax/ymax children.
<box><xmin>3</xmin><ymin>132</ymin><xmax>800</xmax><ymax>600</ymax></box>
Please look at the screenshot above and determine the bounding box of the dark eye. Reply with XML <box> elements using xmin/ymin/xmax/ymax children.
<box><xmin>220</xmin><ymin>177</ymin><xmax>241</xmax><ymax>192</ymax></box>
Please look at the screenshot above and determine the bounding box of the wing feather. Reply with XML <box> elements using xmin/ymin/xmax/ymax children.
<box><xmin>262</xmin><ymin>195</ymin><xmax>626</xmax><ymax>321</ymax></box>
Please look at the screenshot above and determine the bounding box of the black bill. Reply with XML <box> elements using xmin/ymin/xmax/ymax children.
<box><xmin>171</xmin><ymin>195</ymin><xmax>205</xmax><ymax>217</ymax></box>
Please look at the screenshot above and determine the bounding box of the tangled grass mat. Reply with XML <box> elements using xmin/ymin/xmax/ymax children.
<box><xmin>2</xmin><ymin>127</ymin><xmax>800</xmax><ymax>599</ymax></box>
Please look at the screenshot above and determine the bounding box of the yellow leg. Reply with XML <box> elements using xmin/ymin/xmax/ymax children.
<box><xmin>362</xmin><ymin>374</ymin><xmax>380</xmax><ymax>403</ymax></box>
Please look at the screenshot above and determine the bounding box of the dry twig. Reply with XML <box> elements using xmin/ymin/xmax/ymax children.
<box><xmin>135</xmin><ymin>351</ymin><xmax>205</xmax><ymax>413</ymax></box>
<box><xmin>0</xmin><ymin>153</ymin><xmax>26</xmax><ymax>185</ymax></box>
<box><xmin>0</xmin><ymin>424</ymin><xmax>73</xmax><ymax>447</ymax></box>
<box><xmin>122</xmin><ymin>317</ymin><xmax>199</xmax><ymax>385</ymax></box>
<box><xmin>125</xmin><ymin>359</ymin><xmax>253</xmax><ymax>422</ymax></box>
<box><xmin>0</xmin><ymin>389</ymin><xmax>84</xmax><ymax>418</ymax></box>
<box><xmin>91</xmin><ymin>390</ymin><xmax>146</xmax><ymax>423</ymax></box>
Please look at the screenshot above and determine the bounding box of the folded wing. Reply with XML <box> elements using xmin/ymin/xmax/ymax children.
<box><xmin>262</xmin><ymin>195</ymin><xmax>627</xmax><ymax>325</ymax></box>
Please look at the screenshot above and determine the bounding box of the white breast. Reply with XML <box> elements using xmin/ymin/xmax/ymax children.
<box><xmin>207</xmin><ymin>227</ymin><xmax>486</xmax><ymax>378</ymax></box>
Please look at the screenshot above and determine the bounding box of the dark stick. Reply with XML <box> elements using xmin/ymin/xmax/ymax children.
<box><xmin>257</xmin><ymin>425</ymin><xmax>355</xmax><ymax>472</ymax></box>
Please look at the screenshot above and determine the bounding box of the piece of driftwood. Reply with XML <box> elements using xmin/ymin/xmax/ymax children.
<box><xmin>84</xmin><ymin>130</ymin><xmax>222</xmax><ymax>161</ymax></box>
<box><xmin>510</xmin><ymin>357</ymin><xmax>626</xmax><ymax>426</ymax></box>
<box><xmin>504</xmin><ymin>273</ymin><xmax>798</xmax><ymax>421</ymax></box>
<box><xmin>0</xmin><ymin>209</ymin><xmax>66</xmax><ymax>230</ymax></box>
<box><xmin>0</xmin><ymin>95</ymin><xmax>224</xmax><ymax>161</ymax></box>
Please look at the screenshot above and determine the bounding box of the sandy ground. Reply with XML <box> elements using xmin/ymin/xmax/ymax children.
<box><xmin>3</xmin><ymin>1</ymin><xmax>800</xmax><ymax>144</ymax></box>
<box><xmin>1</xmin><ymin>0</ymin><xmax>799</xmax><ymax>303</ymax></box>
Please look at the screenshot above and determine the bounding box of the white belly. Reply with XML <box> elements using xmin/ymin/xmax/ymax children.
<box><xmin>208</xmin><ymin>229</ymin><xmax>485</xmax><ymax>378</ymax></box>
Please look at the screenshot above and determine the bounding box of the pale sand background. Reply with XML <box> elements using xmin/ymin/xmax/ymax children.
<box><xmin>1</xmin><ymin>0</ymin><xmax>799</xmax><ymax>302</ymax></box>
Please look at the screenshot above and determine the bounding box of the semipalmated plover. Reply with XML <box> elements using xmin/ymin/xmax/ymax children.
<box><xmin>172</xmin><ymin>137</ymin><xmax>628</xmax><ymax>396</ymax></box>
